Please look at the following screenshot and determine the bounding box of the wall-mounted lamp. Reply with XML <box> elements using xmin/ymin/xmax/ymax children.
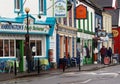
<box><xmin>38</xmin><ymin>14</ymin><xmax>41</xmax><ymax>19</ymax></box>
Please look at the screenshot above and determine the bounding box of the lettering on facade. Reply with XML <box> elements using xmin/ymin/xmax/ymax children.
<box><xmin>1</xmin><ymin>24</ymin><xmax>23</xmax><ymax>30</ymax></box>
<box><xmin>58</xmin><ymin>27</ymin><xmax>77</xmax><ymax>35</ymax></box>
<box><xmin>54</xmin><ymin>0</ymin><xmax>67</xmax><ymax>17</ymax></box>
<box><xmin>0</xmin><ymin>23</ymin><xmax>50</xmax><ymax>33</ymax></box>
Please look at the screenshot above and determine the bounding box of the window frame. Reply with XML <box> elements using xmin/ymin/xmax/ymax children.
<box><xmin>39</xmin><ymin>0</ymin><xmax>46</xmax><ymax>15</ymax></box>
<box><xmin>14</xmin><ymin>0</ymin><xmax>22</xmax><ymax>13</ymax></box>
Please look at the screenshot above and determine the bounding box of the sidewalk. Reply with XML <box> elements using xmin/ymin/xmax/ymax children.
<box><xmin>0</xmin><ymin>63</ymin><xmax>117</xmax><ymax>81</ymax></box>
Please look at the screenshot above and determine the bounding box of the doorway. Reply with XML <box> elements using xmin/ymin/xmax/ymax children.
<box><xmin>16</xmin><ymin>40</ymin><xmax>24</xmax><ymax>72</ymax></box>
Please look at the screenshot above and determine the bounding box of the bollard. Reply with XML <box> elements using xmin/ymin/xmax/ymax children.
<box><xmin>14</xmin><ymin>60</ymin><xmax>17</xmax><ymax>76</ymax></box>
<box><xmin>37</xmin><ymin>58</ymin><xmax>40</xmax><ymax>74</ymax></box>
<box><xmin>78</xmin><ymin>62</ymin><xmax>81</xmax><ymax>71</ymax></box>
<box><xmin>78</xmin><ymin>56</ymin><xmax>81</xmax><ymax>71</ymax></box>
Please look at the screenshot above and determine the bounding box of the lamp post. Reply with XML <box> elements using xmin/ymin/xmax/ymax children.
<box><xmin>25</xmin><ymin>7</ymin><xmax>31</xmax><ymax>73</ymax></box>
<box><xmin>25</xmin><ymin>7</ymin><xmax>30</xmax><ymax>43</ymax></box>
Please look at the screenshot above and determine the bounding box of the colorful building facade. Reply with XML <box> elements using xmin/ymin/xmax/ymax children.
<box><xmin>55</xmin><ymin>0</ymin><xmax>78</xmax><ymax>68</ymax></box>
<box><xmin>76</xmin><ymin>1</ymin><xmax>95</xmax><ymax>65</ymax></box>
<box><xmin>0</xmin><ymin>0</ymin><xmax>56</xmax><ymax>72</ymax></box>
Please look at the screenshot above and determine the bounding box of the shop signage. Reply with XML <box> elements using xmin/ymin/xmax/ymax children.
<box><xmin>0</xmin><ymin>23</ymin><xmax>50</xmax><ymax>34</ymax></box>
<box><xmin>112</xmin><ymin>30</ymin><xmax>119</xmax><ymax>37</ymax></box>
<box><xmin>54</xmin><ymin>0</ymin><xmax>67</xmax><ymax>17</ymax></box>
<box><xmin>25</xmin><ymin>25</ymin><xmax>49</xmax><ymax>32</ymax></box>
<box><xmin>58</xmin><ymin>27</ymin><xmax>77</xmax><ymax>35</ymax></box>
<box><xmin>76</xmin><ymin>4</ymin><xmax>87</xmax><ymax>19</ymax></box>
<box><xmin>1</xmin><ymin>24</ymin><xmax>24</xmax><ymax>30</ymax></box>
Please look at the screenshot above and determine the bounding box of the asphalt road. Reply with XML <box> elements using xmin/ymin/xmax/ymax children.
<box><xmin>1</xmin><ymin>65</ymin><xmax>120</xmax><ymax>84</ymax></box>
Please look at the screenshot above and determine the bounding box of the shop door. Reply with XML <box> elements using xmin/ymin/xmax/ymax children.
<box><xmin>16</xmin><ymin>40</ymin><xmax>24</xmax><ymax>72</ymax></box>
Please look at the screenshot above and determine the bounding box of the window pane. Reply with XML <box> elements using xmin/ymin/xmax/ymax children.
<box><xmin>37</xmin><ymin>40</ymin><xmax>42</xmax><ymax>55</ymax></box>
<box><xmin>69</xmin><ymin>9</ymin><xmax>72</xmax><ymax>26</ymax></box>
<box><xmin>40</xmin><ymin>0</ymin><xmax>44</xmax><ymax>13</ymax></box>
<box><xmin>63</xmin><ymin>17</ymin><xmax>67</xmax><ymax>25</ymax></box>
<box><xmin>0</xmin><ymin>40</ymin><xmax>3</xmax><ymax>57</ymax></box>
<box><xmin>4</xmin><ymin>40</ymin><xmax>9</xmax><ymax>56</ymax></box>
<box><xmin>10</xmin><ymin>40</ymin><xmax>14</xmax><ymax>56</ymax></box>
<box><xmin>30</xmin><ymin>40</ymin><xmax>35</xmax><ymax>56</ymax></box>
<box><xmin>15</xmin><ymin>0</ymin><xmax>20</xmax><ymax>9</ymax></box>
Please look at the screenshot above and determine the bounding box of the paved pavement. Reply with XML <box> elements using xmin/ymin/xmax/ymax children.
<box><xmin>0</xmin><ymin>63</ymin><xmax>117</xmax><ymax>81</ymax></box>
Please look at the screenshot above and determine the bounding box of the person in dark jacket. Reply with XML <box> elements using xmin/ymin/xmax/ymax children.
<box><xmin>26</xmin><ymin>46</ymin><xmax>33</xmax><ymax>72</ymax></box>
<box><xmin>85</xmin><ymin>46</ymin><xmax>90</xmax><ymax>64</ymax></box>
<box><xmin>62</xmin><ymin>56</ymin><xmax>67</xmax><ymax>72</ymax></box>
<box><xmin>100</xmin><ymin>46</ymin><xmax>107</xmax><ymax>64</ymax></box>
<box><xmin>107</xmin><ymin>47</ymin><xmax>112</xmax><ymax>63</ymax></box>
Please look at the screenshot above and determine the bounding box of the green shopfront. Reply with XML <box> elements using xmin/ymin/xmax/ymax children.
<box><xmin>0</xmin><ymin>15</ymin><xmax>55</xmax><ymax>72</ymax></box>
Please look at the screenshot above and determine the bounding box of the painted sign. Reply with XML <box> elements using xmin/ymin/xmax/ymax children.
<box><xmin>54</xmin><ymin>0</ymin><xmax>67</xmax><ymax>17</ymax></box>
<box><xmin>0</xmin><ymin>23</ymin><xmax>50</xmax><ymax>34</ymax></box>
<box><xmin>58</xmin><ymin>27</ymin><xmax>77</xmax><ymax>35</ymax></box>
<box><xmin>112</xmin><ymin>30</ymin><xmax>119</xmax><ymax>37</ymax></box>
<box><xmin>112</xmin><ymin>28</ymin><xmax>120</xmax><ymax>54</ymax></box>
<box><xmin>76</xmin><ymin>4</ymin><xmax>87</xmax><ymax>19</ymax></box>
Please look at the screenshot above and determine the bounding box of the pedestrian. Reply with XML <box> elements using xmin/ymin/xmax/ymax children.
<box><xmin>107</xmin><ymin>47</ymin><xmax>112</xmax><ymax>63</ymax></box>
<box><xmin>100</xmin><ymin>46</ymin><xmax>107</xmax><ymax>64</ymax></box>
<box><xmin>85</xmin><ymin>46</ymin><xmax>90</xmax><ymax>64</ymax></box>
<box><xmin>16</xmin><ymin>44</ymin><xmax>20</xmax><ymax>62</ymax></box>
<box><xmin>26</xmin><ymin>46</ymin><xmax>34</xmax><ymax>73</ymax></box>
<box><xmin>62</xmin><ymin>56</ymin><xmax>67</xmax><ymax>72</ymax></box>
<box><xmin>67</xmin><ymin>54</ymin><xmax>71</xmax><ymax>67</ymax></box>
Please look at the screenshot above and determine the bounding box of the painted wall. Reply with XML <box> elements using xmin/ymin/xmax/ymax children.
<box><xmin>76</xmin><ymin>2</ymin><xmax>95</xmax><ymax>33</ymax></box>
<box><xmin>0</xmin><ymin>0</ymin><xmax>54</xmax><ymax>21</ymax></box>
<box><xmin>0</xmin><ymin>0</ymin><xmax>16</xmax><ymax>18</ymax></box>
<box><xmin>102</xmin><ymin>12</ymin><xmax>112</xmax><ymax>48</ymax></box>
<box><xmin>76</xmin><ymin>1</ymin><xmax>95</xmax><ymax>64</ymax></box>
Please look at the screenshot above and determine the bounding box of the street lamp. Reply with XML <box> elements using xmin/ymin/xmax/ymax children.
<box><xmin>25</xmin><ymin>7</ymin><xmax>30</xmax><ymax>39</ymax></box>
<box><xmin>25</xmin><ymin>7</ymin><xmax>31</xmax><ymax>73</ymax></box>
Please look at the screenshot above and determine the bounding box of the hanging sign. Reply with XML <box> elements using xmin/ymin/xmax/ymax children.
<box><xmin>76</xmin><ymin>4</ymin><xmax>87</xmax><ymax>19</ymax></box>
<box><xmin>54</xmin><ymin>0</ymin><xmax>67</xmax><ymax>17</ymax></box>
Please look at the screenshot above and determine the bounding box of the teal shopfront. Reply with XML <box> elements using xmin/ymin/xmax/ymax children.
<box><xmin>0</xmin><ymin>15</ymin><xmax>56</xmax><ymax>72</ymax></box>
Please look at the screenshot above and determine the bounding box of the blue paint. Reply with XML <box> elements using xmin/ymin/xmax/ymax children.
<box><xmin>56</xmin><ymin>34</ymin><xmax>60</xmax><ymax>67</ymax></box>
<box><xmin>0</xmin><ymin>57</ymin><xmax>16</xmax><ymax>61</ymax></box>
<box><xmin>95</xmin><ymin>14</ymin><xmax>102</xmax><ymax>30</ymax></box>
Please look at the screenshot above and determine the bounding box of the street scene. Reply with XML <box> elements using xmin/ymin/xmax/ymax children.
<box><xmin>0</xmin><ymin>0</ymin><xmax>120</xmax><ymax>84</ymax></box>
<box><xmin>1</xmin><ymin>65</ymin><xmax>120</xmax><ymax>84</ymax></box>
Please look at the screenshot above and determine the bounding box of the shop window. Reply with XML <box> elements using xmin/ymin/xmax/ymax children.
<box><xmin>4</xmin><ymin>40</ymin><xmax>9</xmax><ymax>56</ymax></box>
<box><xmin>63</xmin><ymin>17</ymin><xmax>67</xmax><ymax>25</ymax></box>
<box><xmin>30</xmin><ymin>40</ymin><xmax>36</xmax><ymax>56</ymax></box>
<box><xmin>69</xmin><ymin>9</ymin><xmax>72</xmax><ymax>27</ymax></box>
<box><xmin>28</xmin><ymin>40</ymin><xmax>42</xmax><ymax>56</ymax></box>
<box><xmin>0</xmin><ymin>40</ymin><xmax>3</xmax><ymax>57</ymax></box>
<box><xmin>10</xmin><ymin>40</ymin><xmax>14</xmax><ymax>56</ymax></box>
<box><xmin>0</xmin><ymin>40</ymin><xmax>15</xmax><ymax>57</ymax></box>
<box><xmin>37</xmin><ymin>40</ymin><xmax>42</xmax><ymax>55</ymax></box>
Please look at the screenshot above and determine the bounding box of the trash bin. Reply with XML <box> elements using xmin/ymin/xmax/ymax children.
<box><xmin>112</xmin><ymin>53</ymin><xmax>119</xmax><ymax>64</ymax></box>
